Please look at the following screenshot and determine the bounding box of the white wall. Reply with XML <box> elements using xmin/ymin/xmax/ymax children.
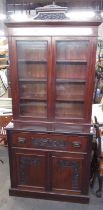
<box><xmin>0</xmin><ymin>0</ymin><xmax>6</xmax><ymax>31</ymax></box>
<box><xmin>0</xmin><ymin>0</ymin><xmax>6</xmax><ymax>12</ymax></box>
<box><xmin>98</xmin><ymin>23</ymin><xmax>103</xmax><ymax>39</ymax></box>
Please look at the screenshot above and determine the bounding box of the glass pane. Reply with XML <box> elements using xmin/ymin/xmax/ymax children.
<box><xmin>56</xmin><ymin>40</ymin><xmax>89</xmax><ymax>60</ymax></box>
<box><xmin>17</xmin><ymin>40</ymin><xmax>47</xmax><ymax>61</ymax></box>
<box><xmin>18</xmin><ymin>63</ymin><xmax>47</xmax><ymax>79</ymax></box>
<box><xmin>55</xmin><ymin>102</ymin><xmax>84</xmax><ymax>118</ymax></box>
<box><xmin>19</xmin><ymin>83</ymin><xmax>47</xmax><ymax>100</ymax></box>
<box><xmin>56</xmin><ymin>83</ymin><xmax>85</xmax><ymax>101</ymax></box>
<box><xmin>20</xmin><ymin>101</ymin><xmax>47</xmax><ymax>117</ymax></box>
<box><xmin>56</xmin><ymin>63</ymin><xmax>87</xmax><ymax>80</ymax></box>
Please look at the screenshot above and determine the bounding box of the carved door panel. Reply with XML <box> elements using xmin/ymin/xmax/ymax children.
<box><xmin>12</xmin><ymin>149</ymin><xmax>47</xmax><ymax>191</ymax></box>
<box><xmin>51</xmin><ymin>152</ymin><xmax>88</xmax><ymax>194</ymax></box>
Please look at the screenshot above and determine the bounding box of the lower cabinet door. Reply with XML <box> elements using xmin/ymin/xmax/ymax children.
<box><xmin>12</xmin><ymin>149</ymin><xmax>47</xmax><ymax>191</ymax></box>
<box><xmin>51</xmin><ymin>152</ymin><xmax>88</xmax><ymax>195</ymax></box>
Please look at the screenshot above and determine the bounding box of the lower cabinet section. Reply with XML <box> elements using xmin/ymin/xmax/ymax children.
<box><xmin>7</xmin><ymin>130</ymin><xmax>92</xmax><ymax>203</ymax></box>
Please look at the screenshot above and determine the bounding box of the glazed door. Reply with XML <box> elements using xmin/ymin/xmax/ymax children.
<box><xmin>10</xmin><ymin>37</ymin><xmax>52</xmax><ymax>120</ymax></box>
<box><xmin>52</xmin><ymin>37</ymin><xmax>95</xmax><ymax>122</ymax></box>
<box><xmin>10</xmin><ymin>36</ymin><xmax>95</xmax><ymax>122</ymax></box>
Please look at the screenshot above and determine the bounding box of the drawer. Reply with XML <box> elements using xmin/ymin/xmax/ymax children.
<box><xmin>30</xmin><ymin>133</ymin><xmax>88</xmax><ymax>152</ymax></box>
<box><xmin>11</xmin><ymin>132</ymin><xmax>29</xmax><ymax>147</ymax></box>
<box><xmin>11</xmin><ymin>131</ymin><xmax>88</xmax><ymax>152</ymax></box>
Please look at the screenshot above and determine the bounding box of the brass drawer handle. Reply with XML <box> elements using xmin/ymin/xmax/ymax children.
<box><xmin>18</xmin><ymin>137</ymin><xmax>25</xmax><ymax>144</ymax></box>
<box><xmin>72</xmin><ymin>141</ymin><xmax>81</xmax><ymax>148</ymax></box>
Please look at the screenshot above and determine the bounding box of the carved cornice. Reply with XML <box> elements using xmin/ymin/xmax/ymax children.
<box><xmin>36</xmin><ymin>4</ymin><xmax>67</xmax><ymax>13</ymax></box>
<box><xmin>34</xmin><ymin>3</ymin><xmax>68</xmax><ymax>20</ymax></box>
<box><xmin>34</xmin><ymin>12</ymin><xmax>67</xmax><ymax>20</ymax></box>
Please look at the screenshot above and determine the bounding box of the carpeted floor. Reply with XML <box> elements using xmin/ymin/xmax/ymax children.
<box><xmin>0</xmin><ymin>146</ymin><xmax>103</xmax><ymax>210</ymax></box>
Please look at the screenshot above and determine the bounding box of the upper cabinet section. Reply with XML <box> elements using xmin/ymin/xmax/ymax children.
<box><xmin>5</xmin><ymin>4</ymin><xmax>101</xmax><ymax>123</ymax></box>
<box><xmin>8</xmin><ymin>35</ymin><xmax>95</xmax><ymax>123</ymax></box>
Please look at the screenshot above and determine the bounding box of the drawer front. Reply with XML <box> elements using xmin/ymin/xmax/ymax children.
<box><xmin>11</xmin><ymin>132</ymin><xmax>29</xmax><ymax>147</ymax></box>
<box><xmin>11</xmin><ymin>131</ymin><xmax>88</xmax><ymax>152</ymax></box>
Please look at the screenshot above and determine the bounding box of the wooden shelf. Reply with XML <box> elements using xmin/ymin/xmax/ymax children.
<box><xmin>18</xmin><ymin>59</ymin><xmax>47</xmax><ymax>64</ymax></box>
<box><xmin>56</xmin><ymin>60</ymin><xmax>87</xmax><ymax>64</ymax></box>
<box><xmin>20</xmin><ymin>99</ymin><xmax>47</xmax><ymax>103</ymax></box>
<box><xmin>19</xmin><ymin>79</ymin><xmax>47</xmax><ymax>83</ymax></box>
<box><xmin>0</xmin><ymin>57</ymin><xmax>8</xmax><ymax>61</ymax></box>
<box><xmin>0</xmin><ymin>51</ymin><xmax>8</xmax><ymax>54</ymax></box>
<box><xmin>56</xmin><ymin>79</ymin><xmax>86</xmax><ymax>83</ymax></box>
<box><xmin>56</xmin><ymin>99</ymin><xmax>84</xmax><ymax>103</ymax></box>
<box><xmin>0</xmin><ymin>65</ymin><xmax>9</xmax><ymax>69</ymax></box>
<box><xmin>20</xmin><ymin>96</ymin><xmax>47</xmax><ymax>100</ymax></box>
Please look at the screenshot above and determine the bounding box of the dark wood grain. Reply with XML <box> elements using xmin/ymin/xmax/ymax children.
<box><xmin>6</xmin><ymin>15</ymin><xmax>100</xmax><ymax>203</ymax></box>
